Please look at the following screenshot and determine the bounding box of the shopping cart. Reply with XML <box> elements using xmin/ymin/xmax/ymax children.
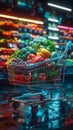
<box><xmin>7</xmin><ymin>42</ymin><xmax>69</xmax><ymax>87</ymax></box>
<box><xmin>7</xmin><ymin>43</ymin><xmax>70</xmax><ymax>129</ymax></box>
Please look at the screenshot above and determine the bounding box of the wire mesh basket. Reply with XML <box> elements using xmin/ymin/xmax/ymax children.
<box><xmin>7</xmin><ymin>48</ymin><xmax>67</xmax><ymax>86</ymax></box>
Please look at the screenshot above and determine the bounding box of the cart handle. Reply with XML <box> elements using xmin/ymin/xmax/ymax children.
<box><xmin>57</xmin><ymin>41</ymin><xmax>72</xmax><ymax>64</ymax></box>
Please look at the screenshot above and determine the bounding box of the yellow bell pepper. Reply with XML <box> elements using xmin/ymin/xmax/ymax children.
<box><xmin>37</xmin><ymin>48</ymin><xmax>51</xmax><ymax>59</ymax></box>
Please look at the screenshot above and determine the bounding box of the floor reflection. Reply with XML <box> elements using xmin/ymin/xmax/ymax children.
<box><xmin>0</xmin><ymin>78</ymin><xmax>73</xmax><ymax>130</ymax></box>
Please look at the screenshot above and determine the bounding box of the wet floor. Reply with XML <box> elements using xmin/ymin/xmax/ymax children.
<box><xmin>0</xmin><ymin>76</ymin><xmax>73</xmax><ymax>130</ymax></box>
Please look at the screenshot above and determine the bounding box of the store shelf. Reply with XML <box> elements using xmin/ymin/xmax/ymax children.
<box><xmin>48</xmin><ymin>27</ymin><xmax>59</xmax><ymax>31</ymax></box>
<box><xmin>58</xmin><ymin>25</ymin><xmax>73</xmax><ymax>43</ymax></box>
<box><xmin>0</xmin><ymin>17</ymin><xmax>45</xmax><ymax>61</ymax></box>
<box><xmin>48</xmin><ymin>18</ymin><xmax>58</xmax><ymax>23</ymax></box>
<box><xmin>48</xmin><ymin>36</ymin><xmax>59</xmax><ymax>40</ymax></box>
<box><xmin>45</xmin><ymin>12</ymin><xmax>59</xmax><ymax>41</ymax></box>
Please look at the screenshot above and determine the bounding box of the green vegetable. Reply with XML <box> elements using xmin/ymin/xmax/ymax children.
<box><xmin>32</xmin><ymin>73</ymin><xmax>38</xmax><ymax>81</ymax></box>
<box><xmin>39</xmin><ymin>45</ymin><xmax>45</xmax><ymax>48</ymax></box>
<box><xmin>28</xmin><ymin>47</ymin><xmax>36</xmax><ymax>54</ymax></box>
<box><xmin>32</xmin><ymin>38</ymin><xmax>56</xmax><ymax>53</ymax></box>
<box><xmin>46</xmin><ymin>40</ymin><xmax>56</xmax><ymax>52</ymax></box>
<box><xmin>32</xmin><ymin>42</ymin><xmax>40</xmax><ymax>50</ymax></box>
<box><xmin>9</xmin><ymin>50</ymin><xmax>20</xmax><ymax>58</ymax></box>
<box><xmin>51</xmin><ymin>51</ymin><xmax>58</xmax><ymax>58</ymax></box>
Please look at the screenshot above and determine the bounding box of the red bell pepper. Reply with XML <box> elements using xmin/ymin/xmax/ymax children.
<box><xmin>39</xmin><ymin>73</ymin><xmax>47</xmax><ymax>81</ymax></box>
<box><xmin>27</xmin><ymin>54</ymin><xmax>36</xmax><ymax>62</ymax></box>
<box><xmin>45</xmin><ymin>62</ymin><xmax>53</xmax><ymax>68</ymax></box>
<box><xmin>32</xmin><ymin>55</ymin><xmax>44</xmax><ymax>63</ymax></box>
<box><xmin>18</xmin><ymin>75</ymin><xmax>25</xmax><ymax>82</ymax></box>
<box><xmin>24</xmin><ymin>73</ymin><xmax>32</xmax><ymax>83</ymax></box>
<box><xmin>14</xmin><ymin>73</ymin><xmax>32</xmax><ymax>83</ymax></box>
<box><xmin>0</xmin><ymin>61</ymin><xmax>7</xmax><ymax>70</ymax></box>
<box><xmin>14</xmin><ymin>75</ymin><xmax>25</xmax><ymax>82</ymax></box>
<box><xmin>14</xmin><ymin>75</ymin><xmax>19</xmax><ymax>81</ymax></box>
<box><xmin>27</xmin><ymin>54</ymin><xmax>45</xmax><ymax>64</ymax></box>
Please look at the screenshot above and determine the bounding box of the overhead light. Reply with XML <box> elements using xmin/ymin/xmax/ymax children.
<box><xmin>68</xmin><ymin>27</ymin><xmax>73</xmax><ymax>30</ymax></box>
<box><xmin>58</xmin><ymin>25</ymin><xmax>73</xmax><ymax>30</ymax></box>
<box><xmin>58</xmin><ymin>25</ymin><xmax>69</xmax><ymax>30</ymax></box>
<box><xmin>48</xmin><ymin>3</ymin><xmax>72</xmax><ymax>12</ymax></box>
<box><xmin>0</xmin><ymin>14</ymin><xmax>43</xmax><ymax>24</ymax></box>
<box><xmin>48</xmin><ymin>27</ymin><xmax>59</xmax><ymax>31</ymax></box>
<box><xmin>48</xmin><ymin>36</ymin><xmax>59</xmax><ymax>40</ymax></box>
<box><xmin>48</xmin><ymin>18</ymin><xmax>58</xmax><ymax>23</ymax></box>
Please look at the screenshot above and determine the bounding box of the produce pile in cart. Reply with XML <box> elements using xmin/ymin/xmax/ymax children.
<box><xmin>6</xmin><ymin>37</ymin><xmax>63</xmax><ymax>85</ymax></box>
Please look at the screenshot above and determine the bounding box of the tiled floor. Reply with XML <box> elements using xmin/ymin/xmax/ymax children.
<box><xmin>0</xmin><ymin>76</ymin><xmax>73</xmax><ymax>130</ymax></box>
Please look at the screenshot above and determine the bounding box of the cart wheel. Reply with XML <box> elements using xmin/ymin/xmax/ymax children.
<box><xmin>31</xmin><ymin>106</ymin><xmax>38</xmax><ymax>115</ymax></box>
<box><xmin>13</xmin><ymin>101</ymin><xmax>19</xmax><ymax>109</ymax></box>
<box><xmin>13</xmin><ymin>111</ymin><xmax>19</xmax><ymax>121</ymax></box>
<box><xmin>60</xmin><ymin>100</ymin><xmax>67</xmax><ymax>114</ymax></box>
